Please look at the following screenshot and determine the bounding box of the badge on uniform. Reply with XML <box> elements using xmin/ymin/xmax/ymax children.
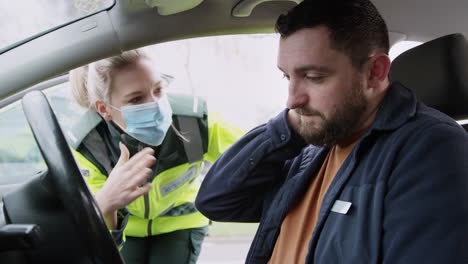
<box><xmin>331</xmin><ymin>200</ymin><xmax>352</xmax><ymax>215</ymax></box>
<box><xmin>80</xmin><ymin>169</ymin><xmax>90</xmax><ymax>177</ymax></box>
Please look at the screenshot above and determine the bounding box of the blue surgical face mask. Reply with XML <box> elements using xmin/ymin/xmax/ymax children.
<box><xmin>110</xmin><ymin>95</ymin><xmax>173</xmax><ymax>146</ymax></box>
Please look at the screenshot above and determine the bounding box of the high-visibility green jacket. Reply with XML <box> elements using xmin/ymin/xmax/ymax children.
<box><xmin>68</xmin><ymin>93</ymin><xmax>243</xmax><ymax>237</ymax></box>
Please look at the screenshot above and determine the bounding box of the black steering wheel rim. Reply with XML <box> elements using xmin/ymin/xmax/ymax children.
<box><xmin>22</xmin><ymin>90</ymin><xmax>123</xmax><ymax>263</ymax></box>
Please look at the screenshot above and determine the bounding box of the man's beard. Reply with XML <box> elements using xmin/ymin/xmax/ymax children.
<box><xmin>296</xmin><ymin>78</ymin><xmax>368</xmax><ymax>146</ymax></box>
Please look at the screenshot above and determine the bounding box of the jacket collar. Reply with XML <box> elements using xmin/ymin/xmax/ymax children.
<box><xmin>369</xmin><ymin>81</ymin><xmax>418</xmax><ymax>132</ymax></box>
<box><xmin>105</xmin><ymin>120</ymin><xmax>159</xmax><ymax>159</ymax></box>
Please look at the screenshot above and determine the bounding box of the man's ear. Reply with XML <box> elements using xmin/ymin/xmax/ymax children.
<box><xmin>95</xmin><ymin>100</ymin><xmax>113</xmax><ymax>120</ymax></box>
<box><xmin>365</xmin><ymin>53</ymin><xmax>391</xmax><ymax>95</ymax></box>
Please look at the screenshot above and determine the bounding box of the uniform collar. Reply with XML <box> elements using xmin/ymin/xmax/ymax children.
<box><xmin>105</xmin><ymin>120</ymin><xmax>159</xmax><ymax>159</ymax></box>
<box><xmin>369</xmin><ymin>81</ymin><xmax>418</xmax><ymax>132</ymax></box>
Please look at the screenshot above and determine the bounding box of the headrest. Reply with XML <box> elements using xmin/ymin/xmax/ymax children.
<box><xmin>390</xmin><ymin>33</ymin><xmax>468</xmax><ymax>120</ymax></box>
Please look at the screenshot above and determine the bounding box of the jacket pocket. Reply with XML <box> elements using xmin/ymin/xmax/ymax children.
<box><xmin>313</xmin><ymin>183</ymin><xmax>385</xmax><ymax>264</ymax></box>
<box><xmin>188</xmin><ymin>226</ymin><xmax>208</xmax><ymax>263</ymax></box>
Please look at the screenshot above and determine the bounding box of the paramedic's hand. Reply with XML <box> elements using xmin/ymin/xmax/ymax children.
<box><xmin>95</xmin><ymin>142</ymin><xmax>156</xmax><ymax>228</ymax></box>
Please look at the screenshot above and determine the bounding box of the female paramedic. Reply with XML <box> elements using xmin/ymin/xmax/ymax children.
<box><xmin>68</xmin><ymin>50</ymin><xmax>243</xmax><ymax>264</ymax></box>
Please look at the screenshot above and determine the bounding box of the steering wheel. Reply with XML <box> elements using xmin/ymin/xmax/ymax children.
<box><xmin>22</xmin><ymin>90</ymin><xmax>123</xmax><ymax>263</ymax></box>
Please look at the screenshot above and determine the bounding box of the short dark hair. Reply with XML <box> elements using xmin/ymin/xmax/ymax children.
<box><xmin>275</xmin><ymin>0</ymin><xmax>389</xmax><ymax>69</ymax></box>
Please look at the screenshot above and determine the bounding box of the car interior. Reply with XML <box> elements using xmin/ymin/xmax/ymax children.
<box><xmin>0</xmin><ymin>0</ymin><xmax>467</xmax><ymax>263</ymax></box>
<box><xmin>390</xmin><ymin>33</ymin><xmax>468</xmax><ymax>132</ymax></box>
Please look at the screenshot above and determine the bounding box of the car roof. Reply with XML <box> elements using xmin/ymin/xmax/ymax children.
<box><xmin>0</xmin><ymin>0</ymin><xmax>467</xmax><ymax>101</ymax></box>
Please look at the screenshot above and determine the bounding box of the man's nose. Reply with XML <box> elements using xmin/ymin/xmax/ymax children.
<box><xmin>287</xmin><ymin>79</ymin><xmax>308</xmax><ymax>109</ymax></box>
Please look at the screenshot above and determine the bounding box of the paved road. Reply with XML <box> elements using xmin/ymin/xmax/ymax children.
<box><xmin>198</xmin><ymin>236</ymin><xmax>254</xmax><ymax>264</ymax></box>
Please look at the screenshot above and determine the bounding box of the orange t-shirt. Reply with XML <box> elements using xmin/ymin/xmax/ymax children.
<box><xmin>268</xmin><ymin>141</ymin><xmax>358</xmax><ymax>264</ymax></box>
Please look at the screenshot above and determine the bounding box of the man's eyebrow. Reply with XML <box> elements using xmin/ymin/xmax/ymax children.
<box><xmin>278</xmin><ymin>65</ymin><xmax>335</xmax><ymax>74</ymax></box>
<box><xmin>294</xmin><ymin>65</ymin><xmax>335</xmax><ymax>74</ymax></box>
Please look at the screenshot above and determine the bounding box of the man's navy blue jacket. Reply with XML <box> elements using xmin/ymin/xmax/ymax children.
<box><xmin>195</xmin><ymin>82</ymin><xmax>468</xmax><ymax>264</ymax></box>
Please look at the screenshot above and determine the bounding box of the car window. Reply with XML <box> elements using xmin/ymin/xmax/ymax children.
<box><xmin>0</xmin><ymin>36</ymin><xmax>438</xmax><ymax>190</ymax></box>
<box><xmin>0</xmin><ymin>101</ymin><xmax>46</xmax><ymax>184</ymax></box>
<box><xmin>0</xmin><ymin>80</ymin><xmax>86</xmax><ymax>186</ymax></box>
<box><xmin>389</xmin><ymin>40</ymin><xmax>423</xmax><ymax>60</ymax></box>
<box><xmin>143</xmin><ymin>33</ymin><xmax>288</xmax><ymax>131</ymax></box>
<box><xmin>1</xmin><ymin>35</ymin><xmax>458</xmax><ymax>192</ymax></box>
<box><xmin>0</xmin><ymin>0</ymin><xmax>115</xmax><ymax>51</ymax></box>
<box><xmin>0</xmin><ymin>34</ymin><xmax>284</xmax><ymax>261</ymax></box>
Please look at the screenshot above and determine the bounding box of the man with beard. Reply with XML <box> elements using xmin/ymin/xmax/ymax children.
<box><xmin>196</xmin><ymin>0</ymin><xmax>468</xmax><ymax>263</ymax></box>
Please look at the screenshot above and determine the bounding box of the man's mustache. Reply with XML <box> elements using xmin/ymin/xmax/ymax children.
<box><xmin>294</xmin><ymin>107</ymin><xmax>325</xmax><ymax>119</ymax></box>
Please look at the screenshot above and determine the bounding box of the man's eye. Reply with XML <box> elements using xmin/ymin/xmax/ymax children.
<box><xmin>305</xmin><ymin>75</ymin><xmax>324</xmax><ymax>82</ymax></box>
<box><xmin>282</xmin><ymin>73</ymin><xmax>290</xmax><ymax>80</ymax></box>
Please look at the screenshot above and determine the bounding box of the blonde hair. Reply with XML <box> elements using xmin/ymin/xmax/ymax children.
<box><xmin>70</xmin><ymin>50</ymin><xmax>149</xmax><ymax>109</ymax></box>
<box><xmin>70</xmin><ymin>50</ymin><xmax>189</xmax><ymax>142</ymax></box>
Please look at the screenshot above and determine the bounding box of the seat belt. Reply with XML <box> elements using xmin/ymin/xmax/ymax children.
<box><xmin>176</xmin><ymin>116</ymin><xmax>204</xmax><ymax>164</ymax></box>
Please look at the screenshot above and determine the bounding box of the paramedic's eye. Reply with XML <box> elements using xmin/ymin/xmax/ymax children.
<box><xmin>153</xmin><ymin>87</ymin><xmax>162</xmax><ymax>96</ymax></box>
<box><xmin>129</xmin><ymin>96</ymin><xmax>143</xmax><ymax>104</ymax></box>
<box><xmin>283</xmin><ymin>73</ymin><xmax>290</xmax><ymax>80</ymax></box>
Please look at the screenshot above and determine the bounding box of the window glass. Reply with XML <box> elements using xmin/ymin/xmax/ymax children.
<box><xmin>0</xmin><ymin>34</ymin><xmax>283</xmax><ymax>261</ymax></box>
<box><xmin>389</xmin><ymin>40</ymin><xmax>423</xmax><ymax>60</ymax></box>
<box><xmin>0</xmin><ymin>0</ymin><xmax>114</xmax><ymax>50</ymax></box>
<box><xmin>0</xmin><ymin>80</ymin><xmax>85</xmax><ymax>187</ymax></box>
<box><xmin>143</xmin><ymin>33</ymin><xmax>287</xmax><ymax>131</ymax></box>
<box><xmin>0</xmin><ymin>101</ymin><xmax>46</xmax><ymax>184</ymax></box>
<box><xmin>0</xmin><ymin>33</ymin><xmax>286</xmax><ymax>184</ymax></box>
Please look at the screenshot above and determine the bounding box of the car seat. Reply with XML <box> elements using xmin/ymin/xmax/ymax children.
<box><xmin>390</xmin><ymin>33</ymin><xmax>468</xmax><ymax>131</ymax></box>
